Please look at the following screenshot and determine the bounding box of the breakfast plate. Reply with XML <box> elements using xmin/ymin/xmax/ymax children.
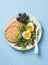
<box><xmin>4</xmin><ymin>13</ymin><xmax>42</xmax><ymax>50</ymax></box>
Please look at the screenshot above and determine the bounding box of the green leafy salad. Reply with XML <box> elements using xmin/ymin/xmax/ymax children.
<box><xmin>12</xmin><ymin>13</ymin><xmax>38</xmax><ymax>48</ymax></box>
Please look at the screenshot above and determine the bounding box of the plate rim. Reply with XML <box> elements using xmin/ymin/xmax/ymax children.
<box><xmin>4</xmin><ymin>14</ymin><xmax>42</xmax><ymax>51</ymax></box>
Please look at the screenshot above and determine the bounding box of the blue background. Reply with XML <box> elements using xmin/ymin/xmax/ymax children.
<box><xmin>0</xmin><ymin>0</ymin><xmax>48</xmax><ymax>65</ymax></box>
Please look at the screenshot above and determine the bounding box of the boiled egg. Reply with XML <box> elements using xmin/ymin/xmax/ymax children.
<box><xmin>22</xmin><ymin>31</ymin><xmax>31</xmax><ymax>39</ymax></box>
<box><xmin>27</xmin><ymin>22</ymin><xmax>34</xmax><ymax>32</ymax></box>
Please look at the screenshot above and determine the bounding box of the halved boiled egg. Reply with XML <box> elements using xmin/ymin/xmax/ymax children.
<box><xmin>22</xmin><ymin>31</ymin><xmax>31</xmax><ymax>39</ymax></box>
<box><xmin>27</xmin><ymin>22</ymin><xmax>34</xmax><ymax>32</ymax></box>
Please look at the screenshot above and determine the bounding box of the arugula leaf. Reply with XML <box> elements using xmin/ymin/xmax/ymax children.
<box><xmin>31</xmin><ymin>29</ymin><xmax>36</xmax><ymax>41</ymax></box>
<box><xmin>27</xmin><ymin>38</ymin><xmax>32</xmax><ymax>45</ymax></box>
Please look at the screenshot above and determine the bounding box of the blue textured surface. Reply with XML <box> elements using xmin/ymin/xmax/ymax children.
<box><xmin>0</xmin><ymin>0</ymin><xmax>48</xmax><ymax>65</ymax></box>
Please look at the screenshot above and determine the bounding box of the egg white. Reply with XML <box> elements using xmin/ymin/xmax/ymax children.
<box><xmin>27</xmin><ymin>22</ymin><xmax>34</xmax><ymax>32</ymax></box>
<box><xmin>22</xmin><ymin>31</ymin><xmax>31</xmax><ymax>39</ymax></box>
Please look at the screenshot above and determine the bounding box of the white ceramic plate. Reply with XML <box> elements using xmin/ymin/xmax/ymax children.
<box><xmin>4</xmin><ymin>14</ymin><xmax>42</xmax><ymax>50</ymax></box>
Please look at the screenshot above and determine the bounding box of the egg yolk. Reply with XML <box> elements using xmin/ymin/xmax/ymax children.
<box><xmin>25</xmin><ymin>32</ymin><xmax>30</xmax><ymax>38</ymax></box>
<box><xmin>28</xmin><ymin>26</ymin><xmax>33</xmax><ymax>31</ymax></box>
